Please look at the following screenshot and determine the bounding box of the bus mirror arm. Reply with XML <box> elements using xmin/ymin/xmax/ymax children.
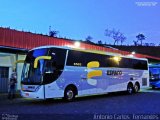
<box><xmin>34</xmin><ymin>56</ymin><xmax>51</xmax><ymax>68</ymax></box>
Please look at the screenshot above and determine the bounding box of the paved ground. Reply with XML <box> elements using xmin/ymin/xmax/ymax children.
<box><xmin>0</xmin><ymin>89</ymin><xmax>160</xmax><ymax>120</ymax></box>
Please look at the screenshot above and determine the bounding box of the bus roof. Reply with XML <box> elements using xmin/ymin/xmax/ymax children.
<box><xmin>30</xmin><ymin>45</ymin><xmax>71</xmax><ymax>51</ymax></box>
<box><xmin>30</xmin><ymin>45</ymin><xmax>148</xmax><ymax>61</ymax></box>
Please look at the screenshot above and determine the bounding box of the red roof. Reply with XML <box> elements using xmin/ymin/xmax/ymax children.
<box><xmin>0</xmin><ymin>27</ymin><xmax>160</xmax><ymax>61</ymax></box>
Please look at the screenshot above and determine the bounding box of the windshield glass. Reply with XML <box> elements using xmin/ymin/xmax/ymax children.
<box><xmin>150</xmin><ymin>67</ymin><xmax>160</xmax><ymax>75</ymax></box>
<box><xmin>149</xmin><ymin>67</ymin><xmax>160</xmax><ymax>80</ymax></box>
<box><xmin>21</xmin><ymin>48</ymin><xmax>67</xmax><ymax>85</ymax></box>
<box><xmin>21</xmin><ymin>48</ymin><xmax>48</xmax><ymax>84</ymax></box>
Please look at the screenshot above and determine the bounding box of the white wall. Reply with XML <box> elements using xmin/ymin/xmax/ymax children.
<box><xmin>0</xmin><ymin>53</ymin><xmax>26</xmax><ymax>90</ymax></box>
<box><xmin>17</xmin><ymin>55</ymin><xmax>26</xmax><ymax>90</ymax></box>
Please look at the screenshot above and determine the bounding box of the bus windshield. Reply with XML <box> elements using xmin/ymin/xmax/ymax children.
<box><xmin>21</xmin><ymin>48</ymin><xmax>67</xmax><ymax>85</ymax></box>
<box><xmin>149</xmin><ymin>67</ymin><xmax>160</xmax><ymax>80</ymax></box>
<box><xmin>150</xmin><ymin>67</ymin><xmax>160</xmax><ymax>75</ymax></box>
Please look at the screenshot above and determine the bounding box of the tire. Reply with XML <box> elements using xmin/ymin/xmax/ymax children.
<box><xmin>127</xmin><ymin>83</ymin><xmax>134</xmax><ymax>94</ymax></box>
<box><xmin>64</xmin><ymin>87</ymin><xmax>76</xmax><ymax>101</ymax></box>
<box><xmin>152</xmin><ymin>86</ymin><xmax>155</xmax><ymax>89</ymax></box>
<box><xmin>134</xmin><ymin>83</ymin><xmax>140</xmax><ymax>93</ymax></box>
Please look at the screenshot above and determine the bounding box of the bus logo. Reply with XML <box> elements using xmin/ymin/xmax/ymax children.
<box><xmin>87</xmin><ymin>61</ymin><xmax>102</xmax><ymax>86</ymax></box>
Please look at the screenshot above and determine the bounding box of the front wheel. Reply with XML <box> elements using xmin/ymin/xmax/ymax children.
<box><xmin>64</xmin><ymin>88</ymin><xmax>76</xmax><ymax>101</ymax></box>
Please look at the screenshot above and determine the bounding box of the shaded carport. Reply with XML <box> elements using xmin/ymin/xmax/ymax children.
<box><xmin>0</xmin><ymin>46</ymin><xmax>27</xmax><ymax>93</ymax></box>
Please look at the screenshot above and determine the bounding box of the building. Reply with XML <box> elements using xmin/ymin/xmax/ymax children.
<box><xmin>0</xmin><ymin>27</ymin><xmax>160</xmax><ymax>93</ymax></box>
<box><xmin>108</xmin><ymin>45</ymin><xmax>160</xmax><ymax>62</ymax></box>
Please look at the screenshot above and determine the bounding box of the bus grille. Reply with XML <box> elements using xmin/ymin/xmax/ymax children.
<box><xmin>142</xmin><ymin>78</ymin><xmax>147</xmax><ymax>86</ymax></box>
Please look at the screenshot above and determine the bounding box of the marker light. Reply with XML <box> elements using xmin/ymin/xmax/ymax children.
<box><xmin>113</xmin><ymin>56</ymin><xmax>121</xmax><ymax>62</ymax></box>
<box><xmin>74</xmin><ymin>41</ymin><xmax>80</xmax><ymax>48</ymax></box>
<box><xmin>132</xmin><ymin>51</ymin><xmax>135</xmax><ymax>55</ymax></box>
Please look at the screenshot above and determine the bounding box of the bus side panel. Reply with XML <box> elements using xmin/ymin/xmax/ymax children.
<box><xmin>44</xmin><ymin>66</ymin><xmax>149</xmax><ymax>98</ymax></box>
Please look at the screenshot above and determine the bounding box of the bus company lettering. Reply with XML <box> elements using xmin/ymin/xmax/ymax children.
<box><xmin>107</xmin><ymin>70</ymin><xmax>122</xmax><ymax>76</ymax></box>
<box><xmin>74</xmin><ymin>63</ymin><xmax>82</xmax><ymax>66</ymax></box>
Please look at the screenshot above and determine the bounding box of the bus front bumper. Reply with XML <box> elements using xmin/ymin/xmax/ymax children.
<box><xmin>20</xmin><ymin>86</ymin><xmax>45</xmax><ymax>99</ymax></box>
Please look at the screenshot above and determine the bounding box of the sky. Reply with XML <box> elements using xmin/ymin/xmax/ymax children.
<box><xmin>0</xmin><ymin>0</ymin><xmax>160</xmax><ymax>45</ymax></box>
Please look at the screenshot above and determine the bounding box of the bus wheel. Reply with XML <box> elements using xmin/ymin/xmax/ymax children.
<box><xmin>127</xmin><ymin>83</ymin><xmax>134</xmax><ymax>94</ymax></box>
<box><xmin>64</xmin><ymin>87</ymin><xmax>76</xmax><ymax>101</ymax></box>
<box><xmin>134</xmin><ymin>83</ymin><xmax>140</xmax><ymax>93</ymax></box>
<box><xmin>152</xmin><ymin>86</ymin><xmax>155</xmax><ymax>89</ymax></box>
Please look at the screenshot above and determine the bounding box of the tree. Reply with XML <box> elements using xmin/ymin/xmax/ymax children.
<box><xmin>133</xmin><ymin>40</ymin><xmax>138</xmax><ymax>46</ymax></box>
<box><xmin>85</xmin><ymin>36</ymin><xmax>93</xmax><ymax>42</ymax></box>
<box><xmin>144</xmin><ymin>43</ymin><xmax>149</xmax><ymax>46</ymax></box>
<box><xmin>119</xmin><ymin>33</ymin><xmax>126</xmax><ymax>45</ymax></box>
<box><xmin>49</xmin><ymin>26</ymin><xmax>59</xmax><ymax>37</ymax></box>
<box><xmin>136</xmin><ymin>33</ymin><xmax>146</xmax><ymax>46</ymax></box>
<box><xmin>98</xmin><ymin>40</ymin><xmax>103</xmax><ymax>45</ymax></box>
<box><xmin>105</xmin><ymin>28</ymin><xmax>126</xmax><ymax>45</ymax></box>
<box><xmin>150</xmin><ymin>43</ymin><xmax>155</xmax><ymax>46</ymax></box>
<box><xmin>49</xmin><ymin>30</ymin><xmax>58</xmax><ymax>37</ymax></box>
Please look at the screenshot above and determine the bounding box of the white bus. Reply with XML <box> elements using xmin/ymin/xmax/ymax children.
<box><xmin>21</xmin><ymin>46</ymin><xmax>149</xmax><ymax>101</ymax></box>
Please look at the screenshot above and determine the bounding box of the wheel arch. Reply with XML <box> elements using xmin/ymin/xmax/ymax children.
<box><xmin>127</xmin><ymin>82</ymin><xmax>133</xmax><ymax>88</ymax></box>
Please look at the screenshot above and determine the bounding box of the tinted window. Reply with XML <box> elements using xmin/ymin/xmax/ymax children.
<box><xmin>132</xmin><ymin>59</ymin><xmax>148</xmax><ymax>70</ymax></box>
<box><xmin>67</xmin><ymin>50</ymin><xmax>108</xmax><ymax>67</ymax></box>
<box><xmin>67</xmin><ymin>50</ymin><xmax>148</xmax><ymax>70</ymax></box>
<box><xmin>22</xmin><ymin>48</ymin><xmax>67</xmax><ymax>85</ymax></box>
<box><xmin>43</xmin><ymin>48</ymin><xmax>67</xmax><ymax>84</ymax></box>
<box><xmin>22</xmin><ymin>48</ymin><xmax>48</xmax><ymax>85</ymax></box>
<box><xmin>67</xmin><ymin>50</ymin><xmax>87</xmax><ymax>66</ymax></box>
<box><xmin>119</xmin><ymin>58</ymin><xmax>148</xmax><ymax>70</ymax></box>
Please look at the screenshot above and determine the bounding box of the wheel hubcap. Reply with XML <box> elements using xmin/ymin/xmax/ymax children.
<box><xmin>67</xmin><ymin>90</ymin><xmax>73</xmax><ymax>100</ymax></box>
<box><xmin>135</xmin><ymin>85</ymin><xmax>138</xmax><ymax>92</ymax></box>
